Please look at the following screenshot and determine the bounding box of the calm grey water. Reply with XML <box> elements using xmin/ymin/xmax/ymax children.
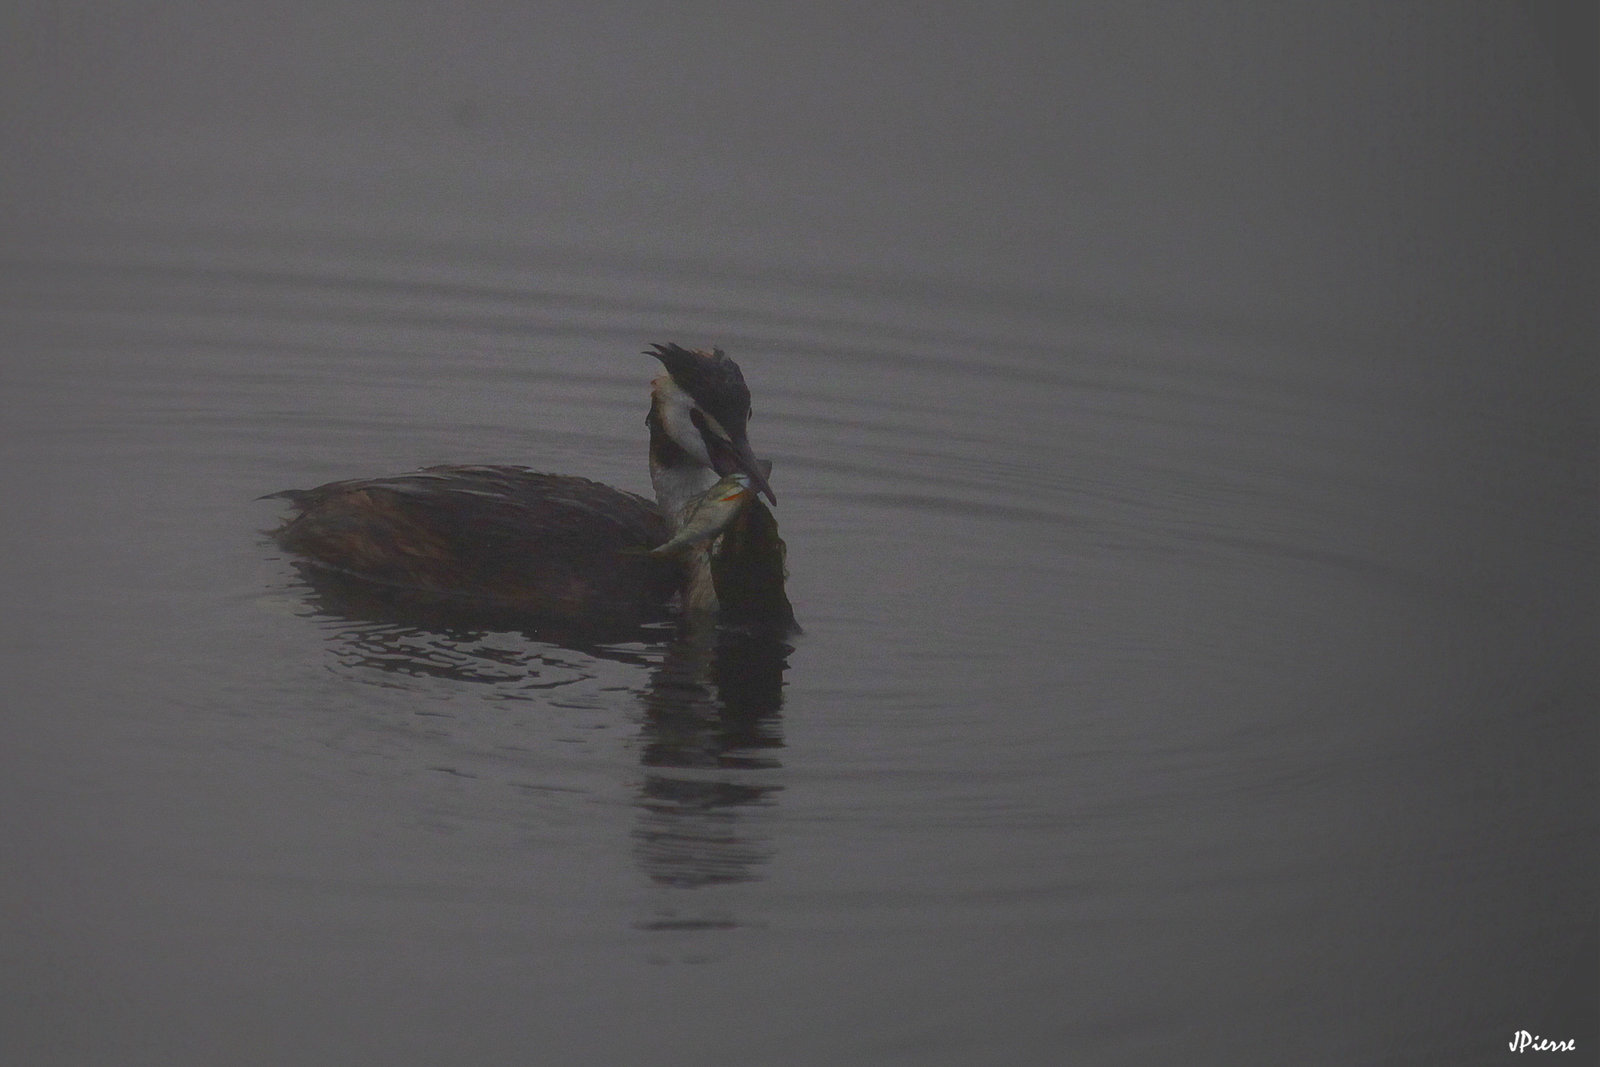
<box><xmin>2</xmin><ymin>6</ymin><xmax>1594</xmax><ymax>1065</ymax></box>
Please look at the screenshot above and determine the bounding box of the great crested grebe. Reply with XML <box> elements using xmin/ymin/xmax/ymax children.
<box><xmin>268</xmin><ymin>344</ymin><xmax>796</xmax><ymax>631</ymax></box>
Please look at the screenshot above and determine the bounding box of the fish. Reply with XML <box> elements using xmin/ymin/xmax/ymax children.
<box><xmin>642</xmin><ymin>472</ymin><xmax>755</xmax><ymax>558</ymax></box>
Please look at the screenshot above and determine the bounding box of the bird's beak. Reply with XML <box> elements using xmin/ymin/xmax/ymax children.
<box><xmin>711</xmin><ymin>434</ymin><xmax>777</xmax><ymax>505</ymax></box>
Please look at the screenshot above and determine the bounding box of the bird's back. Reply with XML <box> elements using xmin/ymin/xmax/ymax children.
<box><xmin>269</xmin><ymin>465</ymin><xmax>680</xmax><ymax>618</ymax></box>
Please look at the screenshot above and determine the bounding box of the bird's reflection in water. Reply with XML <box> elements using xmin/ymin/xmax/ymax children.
<box><xmin>282</xmin><ymin>562</ymin><xmax>791</xmax><ymax>927</ymax></box>
<box><xmin>633</xmin><ymin>624</ymin><xmax>788</xmax><ymax>897</ymax></box>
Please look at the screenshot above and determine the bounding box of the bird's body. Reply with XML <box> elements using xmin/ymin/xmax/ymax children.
<box><xmin>268</xmin><ymin>345</ymin><xmax>795</xmax><ymax>631</ymax></box>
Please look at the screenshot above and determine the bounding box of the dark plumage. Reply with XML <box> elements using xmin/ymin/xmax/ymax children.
<box><xmin>267</xmin><ymin>345</ymin><xmax>796</xmax><ymax>631</ymax></box>
<box><xmin>269</xmin><ymin>465</ymin><xmax>680</xmax><ymax>618</ymax></box>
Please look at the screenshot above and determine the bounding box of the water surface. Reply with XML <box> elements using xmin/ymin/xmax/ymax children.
<box><xmin>2</xmin><ymin>6</ymin><xmax>1594</xmax><ymax>1065</ymax></box>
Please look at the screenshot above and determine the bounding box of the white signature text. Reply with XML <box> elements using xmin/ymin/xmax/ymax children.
<box><xmin>1510</xmin><ymin>1030</ymin><xmax>1576</xmax><ymax>1053</ymax></box>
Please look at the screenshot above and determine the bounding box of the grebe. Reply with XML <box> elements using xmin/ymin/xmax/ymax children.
<box><xmin>268</xmin><ymin>344</ymin><xmax>795</xmax><ymax>630</ymax></box>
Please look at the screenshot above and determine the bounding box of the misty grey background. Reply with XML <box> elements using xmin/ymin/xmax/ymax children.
<box><xmin>2</xmin><ymin>3</ymin><xmax>1594</xmax><ymax>1065</ymax></box>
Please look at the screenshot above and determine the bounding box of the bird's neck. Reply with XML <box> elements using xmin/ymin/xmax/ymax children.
<box><xmin>645</xmin><ymin>404</ymin><xmax>795</xmax><ymax>631</ymax></box>
<box><xmin>647</xmin><ymin>407</ymin><xmax>718</xmax><ymax>527</ymax></box>
<box><xmin>647</xmin><ymin>407</ymin><xmax>720</xmax><ymax>612</ymax></box>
